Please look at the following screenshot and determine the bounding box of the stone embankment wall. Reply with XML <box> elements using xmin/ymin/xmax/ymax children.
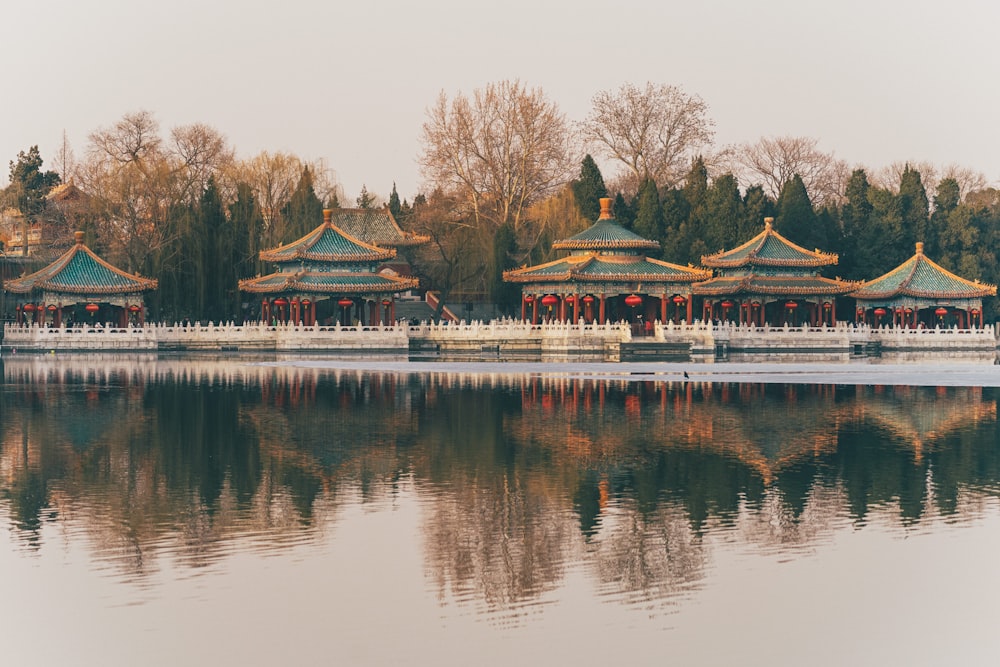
<box><xmin>3</xmin><ymin>320</ymin><xmax>997</xmax><ymax>363</ymax></box>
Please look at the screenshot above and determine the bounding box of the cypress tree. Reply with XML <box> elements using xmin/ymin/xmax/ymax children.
<box><xmin>571</xmin><ymin>154</ymin><xmax>608</xmax><ymax>222</ymax></box>
<box><xmin>199</xmin><ymin>177</ymin><xmax>227</xmax><ymax>323</ymax></box>
<box><xmin>633</xmin><ymin>178</ymin><xmax>664</xmax><ymax>249</ymax></box>
<box><xmin>704</xmin><ymin>173</ymin><xmax>744</xmax><ymax>251</ymax></box>
<box><xmin>899</xmin><ymin>166</ymin><xmax>930</xmax><ymax>253</ymax></box>
<box><xmin>283</xmin><ymin>166</ymin><xmax>324</xmax><ymax>239</ymax></box>
<box><xmin>775</xmin><ymin>174</ymin><xmax>822</xmax><ymax>250</ymax></box>
<box><xmin>388</xmin><ymin>182</ymin><xmax>402</xmax><ymax>218</ymax></box>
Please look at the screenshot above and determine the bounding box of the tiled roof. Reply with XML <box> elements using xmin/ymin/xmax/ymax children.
<box><xmin>261</xmin><ymin>210</ymin><xmax>395</xmax><ymax>263</ymax></box>
<box><xmin>329</xmin><ymin>208</ymin><xmax>430</xmax><ymax>247</ymax></box>
<box><xmin>504</xmin><ymin>253</ymin><xmax>710</xmax><ymax>284</ymax></box>
<box><xmin>239</xmin><ymin>270</ymin><xmax>419</xmax><ymax>295</ymax></box>
<box><xmin>851</xmin><ymin>242</ymin><xmax>997</xmax><ymax>300</ymax></box>
<box><xmin>552</xmin><ymin>219</ymin><xmax>660</xmax><ymax>251</ymax></box>
<box><xmin>702</xmin><ymin>218</ymin><xmax>837</xmax><ymax>268</ymax></box>
<box><xmin>4</xmin><ymin>232</ymin><xmax>157</xmax><ymax>295</ymax></box>
<box><xmin>693</xmin><ymin>275</ymin><xmax>856</xmax><ymax>297</ymax></box>
<box><xmin>551</xmin><ymin>196</ymin><xmax>659</xmax><ymax>251</ymax></box>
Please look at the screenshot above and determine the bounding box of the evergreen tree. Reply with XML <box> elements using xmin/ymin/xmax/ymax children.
<box><xmin>5</xmin><ymin>146</ymin><xmax>61</xmax><ymax>251</ymax></box>
<box><xmin>775</xmin><ymin>174</ymin><xmax>822</xmax><ymax>250</ymax></box>
<box><xmin>356</xmin><ymin>184</ymin><xmax>375</xmax><ymax>209</ymax></box>
<box><xmin>839</xmin><ymin>169</ymin><xmax>878</xmax><ymax>279</ymax></box>
<box><xmin>490</xmin><ymin>222</ymin><xmax>520</xmax><ymax>313</ymax></box>
<box><xmin>388</xmin><ymin>182</ymin><xmax>402</xmax><ymax>218</ymax></box>
<box><xmin>612</xmin><ymin>192</ymin><xmax>635</xmax><ymax>229</ymax></box>
<box><xmin>929</xmin><ymin>178</ymin><xmax>960</xmax><ymax>259</ymax></box>
<box><xmin>633</xmin><ymin>178</ymin><xmax>664</xmax><ymax>247</ymax></box>
<box><xmin>282</xmin><ymin>166</ymin><xmax>324</xmax><ymax>239</ymax></box>
<box><xmin>199</xmin><ymin>177</ymin><xmax>227</xmax><ymax>322</ymax></box>
<box><xmin>703</xmin><ymin>173</ymin><xmax>744</xmax><ymax>252</ymax></box>
<box><xmin>898</xmin><ymin>165</ymin><xmax>930</xmax><ymax>254</ymax></box>
<box><xmin>660</xmin><ymin>188</ymin><xmax>691</xmax><ymax>262</ymax></box>
<box><xmin>570</xmin><ymin>154</ymin><xmax>608</xmax><ymax>222</ymax></box>
<box><xmin>229</xmin><ymin>182</ymin><xmax>263</xmax><ymax>321</ymax></box>
<box><xmin>742</xmin><ymin>185</ymin><xmax>774</xmax><ymax>240</ymax></box>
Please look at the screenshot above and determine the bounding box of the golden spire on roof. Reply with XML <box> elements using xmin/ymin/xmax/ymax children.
<box><xmin>598</xmin><ymin>197</ymin><xmax>613</xmax><ymax>220</ymax></box>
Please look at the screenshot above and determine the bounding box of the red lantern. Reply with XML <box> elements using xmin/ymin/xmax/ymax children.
<box><xmin>273</xmin><ymin>297</ymin><xmax>288</xmax><ymax>306</ymax></box>
<box><xmin>47</xmin><ymin>304</ymin><xmax>57</xmax><ymax>312</ymax></box>
<box><xmin>523</xmin><ymin>295</ymin><xmax>534</xmax><ymax>303</ymax></box>
<box><xmin>823</xmin><ymin>302</ymin><xmax>832</xmax><ymax>310</ymax></box>
<box><xmin>904</xmin><ymin>308</ymin><xmax>913</xmax><ymax>314</ymax></box>
<box><xmin>672</xmin><ymin>295</ymin><xmax>686</xmax><ymax>304</ymax></box>
<box><xmin>128</xmin><ymin>304</ymin><xmax>141</xmax><ymax>312</ymax></box>
<box><xmin>971</xmin><ymin>308</ymin><xmax>980</xmax><ymax>315</ymax></box>
<box><xmin>752</xmin><ymin>301</ymin><xmax>761</xmax><ymax>308</ymax></box>
<box><xmin>625</xmin><ymin>294</ymin><xmax>642</xmax><ymax>307</ymax></box>
<box><xmin>582</xmin><ymin>295</ymin><xmax>595</xmax><ymax>304</ymax></box>
<box><xmin>721</xmin><ymin>300</ymin><xmax>734</xmax><ymax>309</ymax></box>
<box><xmin>85</xmin><ymin>303</ymin><xmax>100</xmax><ymax>313</ymax></box>
<box><xmin>564</xmin><ymin>295</ymin><xmax>576</xmax><ymax>303</ymax></box>
<box><xmin>382</xmin><ymin>299</ymin><xmax>392</xmax><ymax>306</ymax></box>
<box><xmin>857</xmin><ymin>307</ymin><xmax>865</xmax><ymax>314</ymax></box>
<box><xmin>935</xmin><ymin>307</ymin><xmax>947</xmax><ymax>316</ymax></box>
<box><xmin>23</xmin><ymin>303</ymin><xmax>36</xmax><ymax>312</ymax></box>
<box><xmin>873</xmin><ymin>308</ymin><xmax>886</xmax><ymax>316</ymax></box>
<box><xmin>338</xmin><ymin>298</ymin><xmax>353</xmax><ymax>308</ymax></box>
<box><xmin>541</xmin><ymin>294</ymin><xmax>558</xmax><ymax>307</ymax></box>
<box><xmin>301</xmin><ymin>299</ymin><xmax>311</xmax><ymax>306</ymax></box>
<box><xmin>785</xmin><ymin>301</ymin><xmax>798</xmax><ymax>309</ymax></box>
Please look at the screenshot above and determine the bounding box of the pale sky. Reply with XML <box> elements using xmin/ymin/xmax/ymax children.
<box><xmin>3</xmin><ymin>0</ymin><xmax>999</xmax><ymax>204</ymax></box>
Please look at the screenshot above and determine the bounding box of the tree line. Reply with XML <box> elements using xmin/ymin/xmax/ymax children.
<box><xmin>3</xmin><ymin>81</ymin><xmax>999</xmax><ymax>323</ymax></box>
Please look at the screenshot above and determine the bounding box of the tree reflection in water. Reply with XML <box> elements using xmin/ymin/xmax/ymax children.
<box><xmin>0</xmin><ymin>356</ymin><xmax>997</xmax><ymax>613</ymax></box>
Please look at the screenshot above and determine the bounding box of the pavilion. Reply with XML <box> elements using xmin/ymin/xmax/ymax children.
<box><xmin>238</xmin><ymin>209</ymin><xmax>419</xmax><ymax>326</ymax></box>
<box><xmin>4</xmin><ymin>231</ymin><xmax>157</xmax><ymax>327</ymax></box>
<box><xmin>502</xmin><ymin>198</ymin><xmax>711</xmax><ymax>328</ymax></box>
<box><xmin>850</xmin><ymin>242</ymin><xmax>996</xmax><ymax>328</ymax></box>
<box><xmin>693</xmin><ymin>218</ymin><xmax>857</xmax><ymax>326</ymax></box>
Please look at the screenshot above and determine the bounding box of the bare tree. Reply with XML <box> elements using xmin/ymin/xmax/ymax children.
<box><xmin>580</xmin><ymin>82</ymin><xmax>715</xmax><ymax>193</ymax></box>
<box><xmin>225</xmin><ymin>151</ymin><xmax>303</xmax><ymax>247</ymax></box>
<box><xmin>419</xmin><ymin>79</ymin><xmax>575</xmax><ymax>255</ymax></box>
<box><xmin>729</xmin><ymin>136</ymin><xmax>847</xmax><ymax>206</ymax></box>
<box><xmin>871</xmin><ymin>160</ymin><xmax>989</xmax><ymax>203</ymax></box>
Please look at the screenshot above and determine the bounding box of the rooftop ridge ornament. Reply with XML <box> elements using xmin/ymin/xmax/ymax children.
<box><xmin>598</xmin><ymin>197</ymin><xmax>613</xmax><ymax>220</ymax></box>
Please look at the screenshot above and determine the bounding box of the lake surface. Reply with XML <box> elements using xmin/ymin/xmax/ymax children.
<box><xmin>2</xmin><ymin>356</ymin><xmax>999</xmax><ymax>666</ymax></box>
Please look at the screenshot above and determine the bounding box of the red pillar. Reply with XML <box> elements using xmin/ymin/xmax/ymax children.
<box><xmin>599</xmin><ymin>294</ymin><xmax>606</xmax><ymax>324</ymax></box>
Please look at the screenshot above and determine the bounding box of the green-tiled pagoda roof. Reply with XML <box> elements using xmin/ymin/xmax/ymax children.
<box><xmin>551</xmin><ymin>197</ymin><xmax>659</xmax><ymax>252</ymax></box>
<box><xmin>260</xmin><ymin>210</ymin><xmax>396</xmax><ymax>263</ymax></box>
<box><xmin>850</xmin><ymin>242</ymin><xmax>996</xmax><ymax>300</ymax></box>
<box><xmin>702</xmin><ymin>218</ymin><xmax>838</xmax><ymax>268</ymax></box>
<box><xmin>693</xmin><ymin>274</ymin><xmax>857</xmax><ymax>297</ymax></box>
<box><xmin>4</xmin><ymin>231</ymin><xmax>157</xmax><ymax>295</ymax></box>
<box><xmin>239</xmin><ymin>270</ymin><xmax>419</xmax><ymax>295</ymax></box>
<box><xmin>504</xmin><ymin>254</ymin><xmax>711</xmax><ymax>284</ymax></box>
<box><xmin>328</xmin><ymin>207</ymin><xmax>430</xmax><ymax>247</ymax></box>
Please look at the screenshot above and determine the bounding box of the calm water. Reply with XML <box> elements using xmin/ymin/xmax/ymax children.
<box><xmin>2</xmin><ymin>356</ymin><xmax>999</xmax><ymax>666</ymax></box>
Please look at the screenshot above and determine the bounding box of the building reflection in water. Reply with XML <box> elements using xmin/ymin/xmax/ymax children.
<box><xmin>1</xmin><ymin>356</ymin><xmax>997</xmax><ymax>613</ymax></box>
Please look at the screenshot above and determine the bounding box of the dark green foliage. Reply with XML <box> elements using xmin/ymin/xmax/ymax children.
<box><xmin>775</xmin><ymin>175</ymin><xmax>823</xmax><ymax>250</ymax></box>
<box><xmin>898</xmin><ymin>166</ymin><xmax>930</xmax><ymax>257</ymax></box>
<box><xmin>633</xmin><ymin>178</ymin><xmax>664</xmax><ymax>247</ymax></box>
<box><xmin>6</xmin><ymin>145</ymin><xmax>60</xmax><ymax>219</ymax></box>
<box><xmin>612</xmin><ymin>192</ymin><xmax>635</xmax><ymax>229</ymax></box>
<box><xmin>388</xmin><ymin>182</ymin><xmax>402</xmax><ymax>218</ymax></box>
<box><xmin>283</xmin><ymin>167</ymin><xmax>324</xmax><ymax>240</ymax></box>
<box><xmin>490</xmin><ymin>222</ymin><xmax>520</xmax><ymax>314</ymax></box>
<box><xmin>703</xmin><ymin>173</ymin><xmax>744</xmax><ymax>252</ymax></box>
<box><xmin>571</xmin><ymin>154</ymin><xmax>608</xmax><ymax>222</ymax></box>
<box><xmin>742</xmin><ymin>185</ymin><xmax>775</xmax><ymax>240</ymax></box>
<box><xmin>228</xmin><ymin>183</ymin><xmax>263</xmax><ymax>321</ymax></box>
<box><xmin>199</xmin><ymin>177</ymin><xmax>228</xmax><ymax>322</ymax></box>
<box><xmin>356</xmin><ymin>184</ymin><xmax>375</xmax><ymax>209</ymax></box>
